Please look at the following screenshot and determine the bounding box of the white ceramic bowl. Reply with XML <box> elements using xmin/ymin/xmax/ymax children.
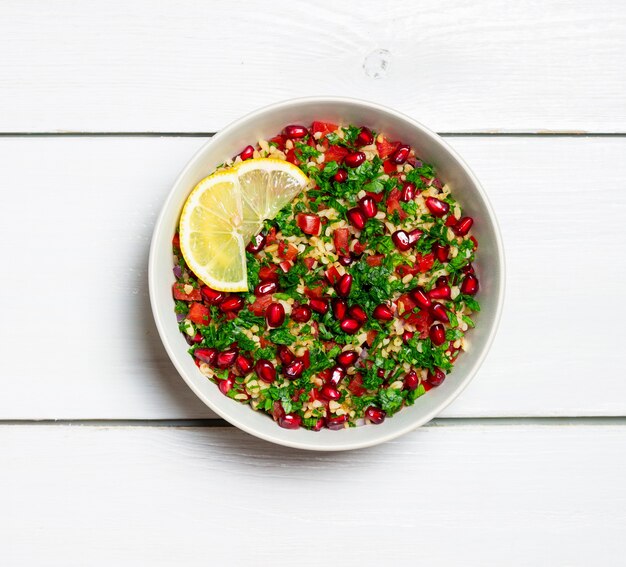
<box><xmin>149</xmin><ymin>97</ymin><xmax>505</xmax><ymax>451</ymax></box>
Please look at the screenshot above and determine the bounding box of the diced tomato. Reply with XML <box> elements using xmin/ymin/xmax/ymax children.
<box><xmin>172</xmin><ymin>283</ymin><xmax>202</xmax><ymax>301</ymax></box>
<box><xmin>303</xmin><ymin>257</ymin><xmax>316</xmax><ymax>270</ymax></box>
<box><xmin>347</xmin><ymin>372</ymin><xmax>366</xmax><ymax>396</ymax></box>
<box><xmin>285</xmin><ymin>148</ymin><xmax>300</xmax><ymax>165</ymax></box>
<box><xmin>304</xmin><ymin>285</ymin><xmax>325</xmax><ymax>299</ymax></box>
<box><xmin>366</xmin><ymin>191</ymin><xmax>385</xmax><ymax>203</ymax></box>
<box><xmin>269</xmin><ymin>134</ymin><xmax>287</xmax><ymax>150</ymax></box>
<box><xmin>333</xmin><ymin>228</ymin><xmax>350</xmax><ymax>256</ymax></box>
<box><xmin>248</xmin><ymin>294</ymin><xmax>273</xmax><ymax>316</ymax></box>
<box><xmin>279</xmin><ymin>260</ymin><xmax>293</xmax><ymax>273</ymax></box>
<box><xmin>376</xmin><ymin>137</ymin><xmax>399</xmax><ymax>159</ymax></box>
<box><xmin>386</xmin><ymin>188</ymin><xmax>407</xmax><ymax>220</ymax></box>
<box><xmin>352</xmin><ymin>241</ymin><xmax>366</xmax><ymax>256</ymax></box>
<box><xmin>301</xmin><ymin>349</ymin><xmax>311</xmax><ymax>369</ymax></box>
<box><xmin>324</xmin><ymin>144</ymin><xmax>349</xmax><ymax>163</ymax></box>
<box><xmin>396</xmin><ymin>264</ymin><xmax>419</xmax><ymax>277</ymax></box>
<box><xmin>172</xmin><ymin>233</ymin><xmax>180</xmax><ymax>249</ymax></box>
<box><xmin>259</xmin><ymin>336</ymin><xmax>271</xmax><ymax>348</ymax></box>
<box><xmin>325</xmin><ymin>266</ymin><xmax>340</xmax><ymax>285</ymax></box>
<box><xmin>265</xmin><ymin>226</ymin><xmax>278</xmax><ymax>244</ymax></box>
<box><xmin>397</xmin><ymin>293</ymin><xmax>417</xmax><ymax>315</ymax></box>
<box><xmin>277</xmin><ymin>242</ymin><xmax>298</xmax><ymax>261</ymax></box>
<box><xmin>422</xmin><ymin>381</ymin><xmax>434</xmax><ymax>392</ymax></box>
<box><xmin>416</xmin><ymin>252</ymin><xmax>435</xmax><ymax>273</ymax></box>
<box><xmin>366</xmin><ymin>330</ymin><xmax>378</xmax><ymax>347</ymax></box>
<box><xmin>383</xmin><ymin>160</ymin><xmax>397</xmax><ymax>175</ymax></box>
<box><xmin>366</xmin><ymin>254</ymin><xmax>384</xmax><ymax>267</ymax></box>
<box><xmin>259</xmin><ymin>264</ymin><xmax>280</xmax><ymax>282</ymax></box>
<box><xmin>311</xmin><ymin>121</ymin><xmax>338</xmax><ymax>136</ymax></box>
<box><xmin>296</xmin><ymin>213</ymin><xmax>321</xmax><ymax>236</ymax></box>
<box><xmin>187</xmin><ymin>302</ymin><xmax>210</xmax><ymax>326</ymax></box>
<box><xmin>407</xmin><ymin>309</ymin><xmax>432</xmax><ymax>338</ymax></box>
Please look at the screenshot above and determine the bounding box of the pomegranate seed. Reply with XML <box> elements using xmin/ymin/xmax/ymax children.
<box><xmin>335</xmin><ymin>274</ymin><xmax>353</xmax><ymax>297</ymax></box>
<box><xmin>357</xmin><ymin>127</ymin><xmax>374</xmax><ymax>146</ymax></box>
<box><xmin>266</xmin><ymin>302</ymin><xmax>285</xmax><ymax>327</ymax></box>
<box><xmin>454</xmin><ymin>216</ymin><xmax>474</xmax><ymax>236</ymax></box>
<box><xmin>460</xmin><ymin>273</ymin><xmax>479</xmax><ymax>295</ymax></box>
<box><xmin>191</xmin><ymin>332</ymin><xmax>203</xmax><ymax>344</ymax></box>
<box><xmin>333</xmin><ymin>169</ymin><xmax>348</xmax><ymax>183</ymax></box>
<box><xmin>332</xmin><ymin>298</ymin><xmax>348</xmax><ymax>320</ymax></box>
<box><xmin>254</xmin><ymin>281</ymin><xmax>278</xmax><ymax>296</ymax></box>
<box><xmin>239</xmin><ymin>145</ymin><xmax>255</xmax><ymax>161</ymax></box>
<box><xmin>429</xmin><ymin>285</ymin><xmax>451</xmax><ymax>300</ymax></box>
<box><xmin>445</xmin><ymin>215</ymin><xmax>457</xmax><ymax>227</ymax></box>
<box><xmin>349</xmin><ymin>305</ymin><xmax>368</xmax><ymax>324</ymax></box>
<box><xmin>327</xmin><ymin>414</ymin><xmax>349</xmax><ymax>430</ymax></box>
<box><xmin>309</xmin><ymin>298</ymin><xmax>329</xmax><ymax>315</ymax></box>
<box><xmin>392</xmin><ymin>230</ymin><xmax>412</xmax><ymax>251</ymax></box>
<box><xmin>461</xmin><ymin>263</ymin><xmax>475</xmax><ymax>275</ymax></box>
<box><xmin>220</xmin><ymin>296</ymin><xmax>244</xmax><ymax>312</ymax></box>
<box><xmin>340</xmin><ymin>318</ymin><xmax>360</xmax><ymax>334</ymax></box>
<box><xmin>430</xmin><ymin>302</ymin><xmax>450</xmax><ymax>323</ymax></box>
<box><xmin>365</xmin><ymin>406</ymin><xmax>386</xmax><ymax>424</ymax></box>
<box><xmin>373</xmin><ymin>304</ymin><xmax>394</xmax><ymax>321</ymax></box>
<box><xmin>235</xmin><ymin>354</ymin><xmax>253</xmax><ymax>374</ymax></box>
<box><xmin>404</xmin><ymin>370</ymin><xmax>419</xmax><ymax>390</ymax></box>
<box><xmin>280</xmin><ymin>260</ymin><xmax>293</xmax><ymax>273</ymax></box>
<box><xmin>358</xmin><ymin>196</ymin><xmax>378</xmax><ymax>218</ymax></box>
<box><xmin>338</xmin><ymin>255</ymin><xmax>353</xmax><ymax>266</ymax></box>
<box><xmin>410</xmin><ymin>287</ymin><xmax>432</xmax><ymax>309</ymax></box>
<box><xmin>194</xmin><ymin>348</ymin><xmax>217</xmax><ymax>365</ymax></box>
<box><xmin>390</xmin><ymin>144</ymin><xmax>410</xmax><ymax>164</ymax></box>
<box><xmin>277</xmin><ymin>345</ymin><xmax>295</xmax><ymax>365</ymax></box>
<box><xmin>321</xmin><ymin>384</ymin><xmax>341</xmax><ymax>401</ymax></box>
<box><xmin>377</xmin><ymin>369</ymin><xmax>386</xmax><ymax>378</ymax></box>
<box><xmin>201</xmin><ymin>286</ymin><xmax>225</xmax><ymax>305</ymax></box>
<box><xmin>347</xmin><ymin>207</ymin><xmax>366</xmax><ymax>230</ymax></box>
<box><xmin>291</xmin><ymin>304</ymin><xmax>312</xmax><ymax>323</ymax></box>
<box><xmin>408</xmin><ymin>229</ymin><xmax>423</xmax><ymax>245</ymax></box>
<box><xmin>432</xmin><ymin>243</ymin><xmax>449</xmax><ymax>263</ymax></box>
<box><xmin>246</xmin><ymin>232</ymin><xmax>266</xmax><ymax>254</ymax></box>
<box><xmin>255</xmin><ymin>359</ymin><xmax>276</xmax><ymax>383</ymax></box>
<box><xmin>425</xmin><ymin>197</ymin><xmax>450</xmax><ymax>217</ymax></box>
<box><xmin>400</xmin><ymin>182</ymin><xmax>416</xmax><ymax>202</ymax></box>
<box><xmin>427</xmin><ymin>368</ymin><xmax>446</xmax><ymax>387</ymax></box>
<box><xmin>437</xmin><ymin>276</ymin><xmax>449</xmax><ymax>287</ymax></box>
<box><xmin>283</xmin><ymin>124</ymin><xmax>308</xmax><ymax>139</ymax></box>
<box><xmin>310</xmin><ymin>418</ymin><xmax>325</xmax><ymax>431</ymax></box>
<box><xmin>402</xmin><ymin>331</ymin><xmax>414</xmax><ymax>343</ymax></box>
<box><xmin>429</xmin><ymin>323</ymin><xmax>446</xmax><ymax>346</ymax></box>
<box><xmin>328</xmin><ymin>366</ymin><xmax>346</xmax><ymax>386</ymax></box>
<box><xmin>216</xmin><ymin>349</ymin><xmax>237</xmax><ymax>369</ymax></box>
<box><xmin>218</xmin><ymin>374</ymin><xmax>235</xmax><ymax>395</ymax></box>
<box><xmin>344</xmin><ymin>151</ymin><xmax>366</xmax><ymax>168</ymax></box>
<box><xmin>284</xmin><ymin>360</ymin><xmax>305</xmax><ymax>379</ymax></box>
<box><xmin>336</xmin><ymin>350</ymin><xmax>358</xmax><ymax>367</ymax></box>
<box><xmin>278</xmin><ymin>413</ymin><xmax>302</xmax><ymax>429</ymax></box>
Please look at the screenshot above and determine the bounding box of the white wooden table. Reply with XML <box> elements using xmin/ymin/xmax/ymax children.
<box><xmin>1</xmin><ymin>2</ymin><xmax>625</xmax><ymax>565</ymax></box>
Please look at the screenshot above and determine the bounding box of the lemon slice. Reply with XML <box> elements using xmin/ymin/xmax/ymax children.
<box><xmin>179</xmin><ymin>158</ymin><xmax>309</xmax><ymax>292</ymax></box>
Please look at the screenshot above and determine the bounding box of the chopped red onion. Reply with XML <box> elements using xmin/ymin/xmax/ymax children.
<box><xmin>176</xmin><ymin>313</ymin><xmax>186</xmax><ymax>322</ymax></box>
<box><xmin>173</xmin><ymin>265</ymin><xmax>183</xmax><ymax>279</ymax></box>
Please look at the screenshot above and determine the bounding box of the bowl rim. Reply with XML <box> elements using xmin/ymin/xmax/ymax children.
<box><xmin>148</xmin><ymin>96</ymin><xmax>506</xmax><ymax>451</ymax></box>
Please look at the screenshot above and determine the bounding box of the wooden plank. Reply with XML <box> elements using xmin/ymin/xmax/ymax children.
<box><xmin>0</xmin><ymin>0</ymin><xmax>624</xmax><ymax>133</ymax></box>
<box><xmin>1</xmin><ymin>422</ymin><xmax>625</xmax><ymax>565</ymax></box>
<box><xmin>0</xmin><ymin>136</ymin><xmax>624</xmax><ymax>419</ymax></box>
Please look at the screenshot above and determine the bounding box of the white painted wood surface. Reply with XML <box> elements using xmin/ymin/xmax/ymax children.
<box><xmin>0</xmin><ymin>136</ymin><xmax>624</xmax><ymax>419</ymax></box>
<box><xmin>1</xmin><ymin>422</ymin><xmax>625</xmax><ymax>566</ymax></box>
<box><xmin>0</xmin><ymin>0</ymin><xmax>624</xmax><ymax>133</ymax></box>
